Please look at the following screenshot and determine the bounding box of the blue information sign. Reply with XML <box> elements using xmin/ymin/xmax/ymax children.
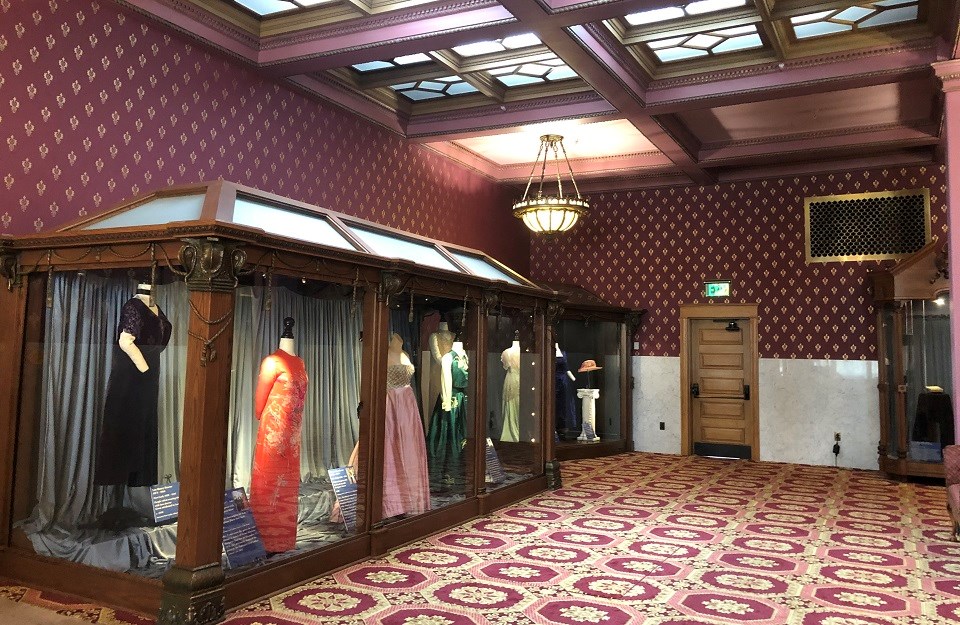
<box><xmin>485</xmin><ymin>438</ymin><xmax>506</xmax><ymax>485</ymax></box>
<box><xmin>149</xmin><ymin>482</ymin><xmax>181</xmax><ymax>524</ymax></box>
<box><xmin>329</xmin><ymin>466</ymin><xmax>358</xmax><ymax>532</ymax></box>
<box><xmin>222</xmin><ymin>488</ymin><xmax>266</xmax><ymax>569</ymax></box>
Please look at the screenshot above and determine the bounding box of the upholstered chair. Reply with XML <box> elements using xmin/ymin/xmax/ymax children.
<box><xmin>944</xmin><ymin>445</ymin><xmax>960</xmax><ymax>540</ymax></box>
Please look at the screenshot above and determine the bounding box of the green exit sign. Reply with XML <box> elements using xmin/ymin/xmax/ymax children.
<box><xmin>704</xmin><ymin>280</ymin><xmax>731</xmax><ymax>298</ymax></box>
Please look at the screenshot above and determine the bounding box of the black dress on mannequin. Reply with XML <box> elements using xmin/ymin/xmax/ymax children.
<box><xmin>94</xmin><ymin>297</ymin><xmax>172</xmax><ymax>487</ymax></box>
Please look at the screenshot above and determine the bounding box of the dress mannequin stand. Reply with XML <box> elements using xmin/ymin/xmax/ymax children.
<box><xmin>576</xmin><ymin>359</ymin><xmax>602</xmax><ymax>442</ymax></box>
<box><xmin>500</xmin><ymin>333</ymin><xmax>521</xmax><ymax>442</ymax></box>
<box><xmin>555</xmin><ymin>343</ymin><xmax>578</xmax><ymax>440</ymax></box>
<box><xmin>250</xmin><ymin>318</ymin><xmax>309</xmax><ymax>553</ymax></box>
<box><xmin>423</xmin><ymin>321</ymin><xmax>454</xmax><ymax>432</ymax></box>
<box><xmin>426</xmin><ymin>338</ymin><xmax>468</xmax><ymax>488</ymax></box>
<box><xmin>92</xmin><ymin>282</ymin><xmax>172</xmax><ymax>531</ymax></box>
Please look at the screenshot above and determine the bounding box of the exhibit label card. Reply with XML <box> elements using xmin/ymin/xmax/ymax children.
<box><xmin>485</xmin><ymin>438</ymin><xmax>506</xmax><ymax>484</ymax></box>
<box><xmin>222</xmin><ymin>488</ymin><xmax>266</xmax><ymax>570</ymax></box>
<box><xmin>329</xmin><ymin>466</ymin><xmax>358</xmax><ymax>532</ymax></box>
<box><xmin>149</xmin><ymin>482</ymin><xmax>180</xmax><ymax>524</ymax></box>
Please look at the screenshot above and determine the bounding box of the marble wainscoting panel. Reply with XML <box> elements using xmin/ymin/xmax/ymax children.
<box><xmin>759</xmin><ymin>358</ymin><xmax>879</xmax><ymax>470</ymax></box>
<box><xmin>632</xmin><ymin>356</ymin><xmax>682</xmax><ymax>455</ymax></box>
<box><xmin>631</xmin><ymin>356</ymin><xmax>879</xmax><ymax>469</ymax></box>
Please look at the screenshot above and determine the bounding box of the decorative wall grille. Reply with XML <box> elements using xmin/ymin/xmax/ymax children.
<box><xmin>804</xmin><ymin>188</ymin><xmax>930</xmax><ymax>263</ymax></box>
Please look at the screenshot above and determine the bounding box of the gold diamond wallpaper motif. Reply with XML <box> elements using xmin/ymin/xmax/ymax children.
<box><xmin>0</xmin><ymin>0</ymin><xmax>527</xmax><ymax>271</ymax></box>
<box><xmin>530</xmin><ymin>167</ymin><xmax>949</xmax><ymax>361</ymax></box>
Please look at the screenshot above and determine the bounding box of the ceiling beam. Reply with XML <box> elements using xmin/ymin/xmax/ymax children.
<box><xmin>698</xmin><ymin>123</ymin><xmax>940</xmax><ymax>166</ymax></box>
<box><xmin>406</xmin><ymin>94</ymin><xmax>617</xmax><ymax>141</ymax></box>
<box><xmin>643</xmin><ymin>42</ymin><xmax>939</xmax><ymax>114</ymax></box>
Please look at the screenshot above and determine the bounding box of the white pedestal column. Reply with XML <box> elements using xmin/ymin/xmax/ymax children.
<box><xmin>577</xmin><ymin>388</ymin><xmax>600</xmax><ymax>441</ymax></box>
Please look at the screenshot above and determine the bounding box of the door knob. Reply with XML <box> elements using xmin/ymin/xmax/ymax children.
<box><xmin>691</xmin><ymin>383</ymin><xmax>700</xmax><ymax>397</ymax></box>
<box><xmin>743</xmin><ymin>384</ymin><xmax>750</xmax><ymax>400</ymax></box>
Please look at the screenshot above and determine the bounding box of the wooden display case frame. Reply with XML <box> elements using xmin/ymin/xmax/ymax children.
<box><xmin>0</xmin><ymin>180</ymin><xmax>557</xmax><ymax>624</ymax></box>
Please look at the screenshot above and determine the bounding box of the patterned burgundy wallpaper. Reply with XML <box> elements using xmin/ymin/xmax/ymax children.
<box><xmin>531</xmin><ymin>166</ymin><xmax>949</xmax><ymax>360</ymax></box>
<box><xmin>0</xmin><ymin>0</ymin><xmax>529</xmax><ymax>272</ymax></box>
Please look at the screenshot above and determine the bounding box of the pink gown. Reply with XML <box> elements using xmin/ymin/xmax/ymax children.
<box><xmin>382</xmin><ymin>363</ymin><xmax>431</xmax><ymax>518</ymax></box>
<box><xmin>250</xmin><ymin>350</ymin><xmax>308</xmax><ymax>552</ymax></box>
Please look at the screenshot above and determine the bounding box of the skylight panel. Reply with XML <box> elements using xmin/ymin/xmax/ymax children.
<box><xmin>233</xmin><ymin>0</ymin><xmax>329</xmax><ymax>14</ymax></box>
<box><xmin>624</xmin><ymin>0</ymin><xmax>745</xmax><ymax>26</ymax></box>
<box><xmin>489</xmin><ymin>57</ymin><xmax>579</xmax><ymax>87</ymax></box>
<box><xmin>791</xmin><ymin>1</ymin><xmax>919</xmax><ymax>39</ymax></box>
<box><xmin>647</xmin><ymin>23</ymin><xmax>763</xmax><ymax>62</ymax></box>
<box><xmin>453</xmin><ymin>34</ymin><xmax>542</xmax><ymax>58</ymax></box>
<box><xmin>395</xmin><ymin>53</ymin><xmax>431</xmax><ymax>65</ymax></box>
<box><xmin>352</xmin><ymin>54</ymin><xmax>433</xmax><ymax>73</ymax></box>
<box><xmin>390</xmin><ymin>77</ymin><xmax>478</xmax><ymax>101</ymax></box>
<box><xmin>502</xmin><ymin>33</ymin><xmax>542</xmax><ymax>49</ymax></box>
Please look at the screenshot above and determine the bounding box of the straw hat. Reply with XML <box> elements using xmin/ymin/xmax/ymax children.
<box><xmin>578</xmin><ymin>359</ymin><xmax>602</xmax><ymax>372</ymax></box>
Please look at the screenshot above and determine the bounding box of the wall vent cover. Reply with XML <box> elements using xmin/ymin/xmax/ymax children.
<box><xmin>804</xmin><ymin>188</ymin><xmax>930</xmax><ymax>263</ymax></box>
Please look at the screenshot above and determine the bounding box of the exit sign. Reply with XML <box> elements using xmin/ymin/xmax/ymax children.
<box><xmin>704</xmin><ymin>280</ymin><xmax>731</xmax><ymax>298</ymax></box>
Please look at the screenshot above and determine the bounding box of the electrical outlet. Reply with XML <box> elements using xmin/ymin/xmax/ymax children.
<box><xmin>633</xmin><ymin>341</ymin><xmax>640</xmax><ymax>351</ymax></box>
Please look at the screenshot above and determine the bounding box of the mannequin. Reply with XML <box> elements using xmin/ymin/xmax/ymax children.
<box><xmin>426</xmin><ymin>335</ymin><xmax>469</xmax><ymax>487</ymax></box>
<box><xmin>94</xmin><ymin>282</ymin><xmax>172</xmax><ymax>490</ymax></box>
<box><xmin>554</xmin><ymin>343</ymin><xmax>578</xmax><ymax>440</ymax></box>
<box><xmin>577</xmin><ymin>359</ymin><xmax>602</xmax><ymax>442</ymax></box>
<box><xmin>250</xmin><ymin>317</ymin><xmax>309</xmax><ymax>553</ymax></box>
<box><xmin>500</xmin><ymin>333</ymin><xmax>521</xmax><ymax>442</ymax></box>
<box><xmin>423</xmin><ymin>321</ymin><xmax>454</xmax><ymax>431</ymax></box>
<box><xmin>382</xmin><ymin>333</ymin><xmax>431</xmax><ymax>517</ymax></box>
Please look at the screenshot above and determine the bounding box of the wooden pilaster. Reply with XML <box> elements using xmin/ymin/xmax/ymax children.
<box><xmin>159</xmin><ymin>238</ymin><xmax>245</xmax><ymax>625</ymax></box>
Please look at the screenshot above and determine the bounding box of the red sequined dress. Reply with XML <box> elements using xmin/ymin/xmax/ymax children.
<box><xmin>250</xmin><ymin>350</ymin><xmax>308</xmax><ymax>552</ymax></box>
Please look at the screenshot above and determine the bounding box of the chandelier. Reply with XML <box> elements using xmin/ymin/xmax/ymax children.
<box><xmin>512</xmin><ymin>134</ymin><xmax>589</xmax><ymax>235</ymax></box>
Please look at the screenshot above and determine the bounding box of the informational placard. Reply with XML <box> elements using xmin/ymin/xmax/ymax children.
<box><xmin>485</xmin><ymin>438</ymin><xmax>506</xmax><ymax>485</ymax></box>
<box><xmin>149</xmin><ymin>482</ymin><xmax>181</xmax><ymax>524</ymax></box>
<box><xmin>329</xmin><ymin>466</ymin><xmax>358</xmax><ymax>532</ymax></box>
<box><xmin>704</xmin><ymin>280</ymin><xmax>731</xmax><ymax>298</ymax></box>
<box><xmin>222</xmin><ymin>488</ymin><xmax>266</xmax><ymax>570</ymax></box>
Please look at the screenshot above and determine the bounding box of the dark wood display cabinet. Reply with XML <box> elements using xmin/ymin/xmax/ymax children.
<box><xmin>869</xmin><ymin>241</ymin><xmax>952</xmax><ymax>480</ymax></box>
<box><xmin>0</xmin><ymin>180</ymin><xmax>557</xmax><ymax>624</ymax></box>
<box><xmin>540</xmin><ymin>283</ymin><xmax>645</xmax><ymax>462</ymax></box>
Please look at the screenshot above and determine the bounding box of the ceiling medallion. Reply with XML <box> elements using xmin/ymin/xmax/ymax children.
<box><xmin>512</xmin><ymin>134</ymin><xmax>589</xmax><ymax>235</ymax></box>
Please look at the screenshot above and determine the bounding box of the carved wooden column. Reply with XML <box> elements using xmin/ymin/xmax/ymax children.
<box><xmin>933</xmin><ymin>61</ymin><xmax>960</xmax><ymax>429</ymax></box>
<box><xmin>544</xmin><ymin>300</ymin><xmax>564</xmax><ymax>489</ymax></box>
<box><xmin>159</xmin><ymin>238</ymin><xmax>245</xmax><ymax>625</ymax></box>
<box><xmin>0</xmin><ymin>243</ymin><xmax>26</xmax><ymax>546</ymax></box>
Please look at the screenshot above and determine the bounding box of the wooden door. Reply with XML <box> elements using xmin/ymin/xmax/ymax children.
<box><xmin>690</xmin><ymin>318</ymin><xmax>755</xmax><ymax>459</ymax></box>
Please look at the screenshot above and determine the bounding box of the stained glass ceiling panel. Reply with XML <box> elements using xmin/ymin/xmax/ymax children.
<box><xmin>489</xmin><ymin>56</ymin><xmax>578</xmax><ymax>87</ymax></box>
<box><xmin>233</xmin><ymin>0</ymin><xmax>329</xmax><ymax>15</ymax></box>
<box><xmin>625</xmin><ymin>0</ymin><xmax>747</xmax><ymax>26</ymax></box>
<box><xmin>647</xmin><ymin>24</ymin><xmax>762</xmax><ymax>62</ymax></box>
<box><xmin>352</xmin><ymin>53</ymin><xmax>432</xmax><ymax>73</ymax></box>
<box><xmin>791</xmin><ymin>1</ymin><xmax>919</xmax><ymax>39</ymax></box>
<box><xmin>452</xmin><ymin>34</ymin><xmax>542</xmax><ymax>57</ymax></box>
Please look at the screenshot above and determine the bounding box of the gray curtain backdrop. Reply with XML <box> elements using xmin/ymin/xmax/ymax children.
<box><xmin>21</xmin><ymin>274</ymin><xmax>360</xmax><ymax>571</ymax></box>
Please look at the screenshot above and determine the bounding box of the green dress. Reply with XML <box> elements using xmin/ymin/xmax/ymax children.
<box><xmin>427</xmin><ymin>350</ymin><xmax>468</xmax><ymax>486</ymax></box>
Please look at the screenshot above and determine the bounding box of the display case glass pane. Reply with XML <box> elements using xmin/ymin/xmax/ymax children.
<box><xmin>232</xmin><ymin>197</ymin><xmax>357</xmax><ymax>251</ymax></box>
<box><xmin>223</xmin><ymin>274</ymin><xmax>365</xmax><ymax>572</ymax></box>
<box><xmin>348</xmin><ymin>226</ymin><xmax>459</xmax><ymax>272</ymax></box>
<box><xmin>81</xmin><ymin>195</ymin><xmax>205</xmax><ymax>229</ymax></box>
<box><xmin>905</xmin><ymin>294</ymin><xmax>952</xmax><ymax>463</ymax></box>
<box><xmin>555</xmin><ymin>319</ymin><xmax>623</xmax><ymax>441</ymax></box>
<box><xmin>881</xmin><ymin>307</ymin><xmax>897</xmax><ymax>458</ymax></box>
<box><xmin>450</xmin><ymin>251</ymin><xmax>521</xmax><ymax>285</ymax></box>
<box><xmin>379</xmin><ymin>294</ymin><xmax>477</xmax><ymax>523</ymax></box>
<box><xmin>484</xmin><ymin>308</ymin><xmax>543</xmax><ymax>490</ymax></box>
<box><xmin>12</xmin><ymin>269</ymin><xmax>187</xmax><ymax>577</ymax></box>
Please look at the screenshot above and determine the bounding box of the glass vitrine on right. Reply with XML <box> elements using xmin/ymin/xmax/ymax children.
<box><xmin>871</xmin><ymin>242</ymin><xmax>952</xmax><ymax>478</ymax></box>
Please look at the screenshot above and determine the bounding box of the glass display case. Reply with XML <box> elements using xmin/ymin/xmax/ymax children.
<box><xmin>0</xmin><ymin>180</ymin><xmax>555</xmax><ymax>624</ymax></box>
<box><xmin>541</xmin><ymin>283</ymin><xmax>644</xmax><ymax>461</ymax></box>
<box><xmin>870</xmin><ymin>242</ymin><xmax>952</xmax><ymax>479</ymax></box>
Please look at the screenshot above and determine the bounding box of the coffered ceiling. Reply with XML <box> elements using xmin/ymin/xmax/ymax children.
<box><xmin>118</xmin><ymin>0</ymin><xmax>959</xmax><ymax>190</ymax></box>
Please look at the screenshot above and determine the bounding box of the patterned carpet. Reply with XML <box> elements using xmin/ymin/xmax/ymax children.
<box><xmin>4</xmin><ymin>452</ymin><xmax>960</xmax><ymax>624</ymax></box>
